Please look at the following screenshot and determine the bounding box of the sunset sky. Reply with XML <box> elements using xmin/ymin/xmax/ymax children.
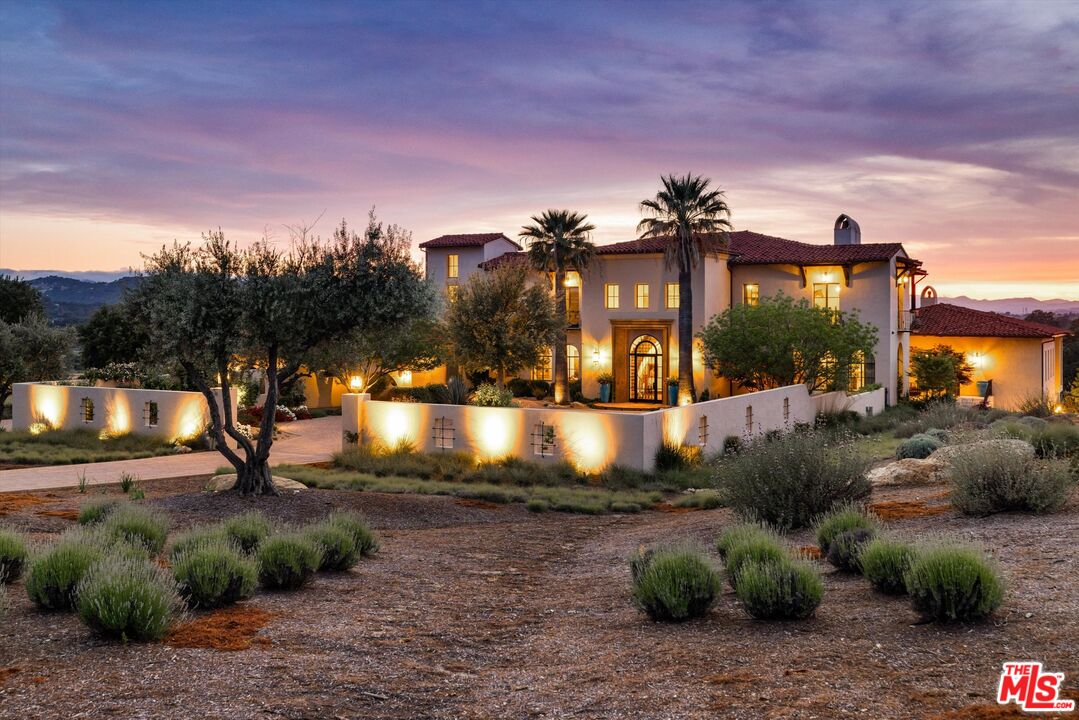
<box><xmin>1</xmin><ymin>1</ymin><xmax>1077</xmax><ymax>299</ymax></box>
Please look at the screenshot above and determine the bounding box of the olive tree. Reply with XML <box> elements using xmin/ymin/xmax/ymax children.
<box><xmin>0</xmin><ymin>275</ymin><xmax>45</xmax><ymax>324</ymax></box>
<box><xmin>698</xmin><ymin>292</ymin><xmax>878</xmax><ymax>392</ymax></box>
<box><xmin>134</xmin><ymin>214</ymin><xmax>432</xmax><ymax>496</ymax></box>
<box><xmin>446</xmin><ymin>264</ymin><xmax>561</xmax><ymax>386</ymax></box>
<box><xmin>0</xmin><ymin>314</ymin><xmax>76</xmax><ymax>413</ymax></box>
<box><xmin>910</xmin><ymin>344</ymin><xmax>973</xmax><ymax>398</ymax></box>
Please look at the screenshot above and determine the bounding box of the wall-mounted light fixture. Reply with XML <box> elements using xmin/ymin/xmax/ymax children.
<box><xmin>398</xmin><ymin>370</ymin><xmax>413</xmax><ymax>387</ymax></box>
<box><xmin>592</xmin><ymin>348</ymin><xmax>600</xmax><ymax>369</ymax></box>
<box><xmin>349</xmin><ymin>375</ymin><xmax>363</xmax><ymax>391</ymax></box>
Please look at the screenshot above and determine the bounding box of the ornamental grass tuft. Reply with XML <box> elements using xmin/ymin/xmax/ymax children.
<box><xmin>100</xmin><ymin>504</ymin><xmax>170</xmax><ymax>555</ymax></box>
<box><xmin>77</xmin><ymin>555</ymin><xmax>182</xmax><ymax>642</ymax></box>
<box><xmin>256</xmin><ymin>533</ymin><xmax>322</xmax><ymax>590</ymax></box>
<box><xmin>25</xmin><ymin>530</ymin><xmax>110</xmax><ymax>610</ymax></box>
<box><xmin>905</xmin><ymin>545</ymin><xmax>1004</xmax><ymax>622</ymax></box>
<box><xmin>171</xmin><ymin>540</ymin><xmax>257</xmax><ymax>608</ymax></box>
<box><xmin>734</xmin><ymin>558</ymin><xmax>823</xmax><ymax>620</ymax></box>
<box><xmin>0</xmin><ymin>526</ymin><xmax>29</xmax><ymax>584</ymax></box>
<box><xmin>814</xmin><ymin>504</ymin><xmax>878</xmax><ymax>555</ymax></box>
<box><xmin>222</xmin><ymin>511</ymin><xmax>275</xmax><ymax>554</ymax></box>
<box><xmin>631</xmin><ymin>546</ymin><xmax>721</xmax><ymax>622</ymax></box>
<box><xmin>860</xmin><ymin>537</ymin><xmax>917</xmax><ymax>595</ymax></box>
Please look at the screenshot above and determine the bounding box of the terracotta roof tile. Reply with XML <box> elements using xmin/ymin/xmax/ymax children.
<box><xmin>477</xmin><ymin>251</ymin><xmax>529</xmax><ymax>270</ymax></box>
<box><xmin>418</xmin><ymin>233</ymin><xmax>521</xmax><ymax>250</ymax></box>
<box><xmin>912</xmin><ymin>303</ymin><xmax>1070</xmax><ymax>338</ymax></box>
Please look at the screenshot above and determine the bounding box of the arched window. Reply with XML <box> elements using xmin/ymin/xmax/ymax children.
<box><xmin>629</xmin><ymin>335</ymin><xmax>662</xmax><ymax>401</ymax></box>
<box><xmin>567</xmin><ymin>345</ymin><xmax>580</xmax><ymax>381</ymax></box>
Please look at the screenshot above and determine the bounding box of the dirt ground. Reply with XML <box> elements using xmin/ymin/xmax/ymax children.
<box><xmin>1</xmin><ymin>476</ymin><xmax>1076</xmax><ymax>719</ymax></box>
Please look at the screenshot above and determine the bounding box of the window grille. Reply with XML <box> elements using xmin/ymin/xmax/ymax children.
<box><xmin>698</xmin><ymin>416</ymin><xmax>709</xmax><ymax>447</ymax></box>
<box><xmin>531</xmin><ymin>422</ymin><xmax>556</xmax><ymax>457</ymax></box>
<box><xmin>783</xmin><ymin>397</ymin><xmax>790</xmax><ymax>422</ymax></box>
<box><xmin>745</xmin><ymin>405</ymin><xmax>753</xmax><ymax>434</ymax></box>
<box><xmin>81</xmin><ymin>398</ymin><xmax>94</xmax><ymax>423</ymax></box>
<box><xmin>144</xmin><ymin>401</ymin><xmax>159</xmax><ymax>428</ymax></box>
<box><xmin>433</xmin><ymin>417</ymin><xmax>455</xmax><ymax>450</ymax></box>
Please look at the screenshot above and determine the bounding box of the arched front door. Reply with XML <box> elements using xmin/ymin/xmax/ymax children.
<box><xmin>629</xmin><ymin>334</ymin><xmax>662</xmax><ymax>401</ymax></box>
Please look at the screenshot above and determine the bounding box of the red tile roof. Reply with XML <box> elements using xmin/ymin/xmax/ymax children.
<box><xmin>592</xmin><ymin>230</ymin><xmax>909</xmax><ymax>265</ymax></box>
<box><xmin>913</xmin><ymin>303</ymin><xmax>1070</xmax><ymax>338</ymax></box>
<box><xmin>418</xmin><ymin>232</ymin><xmax>521</xmax><ymax>250</ymax></box>
<box><xmin>477</xmin><ymin>251</ymin><xmax>529</xmax><ymax>270</ymax></box>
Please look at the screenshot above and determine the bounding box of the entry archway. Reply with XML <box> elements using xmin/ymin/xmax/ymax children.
<box><xmin>629</xmin><ymin>335</ymin><xmax>662</xmax><ymax>402</ymax></box>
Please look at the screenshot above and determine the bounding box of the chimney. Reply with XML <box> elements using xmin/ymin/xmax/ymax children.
<box><xmin>834</xmin><ymin>214</ymin><xmax>861</xmax><ymax>245</ymax></box>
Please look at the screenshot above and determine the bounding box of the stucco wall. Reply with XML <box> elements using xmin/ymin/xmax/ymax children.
<box><xmin>342</xmin><ymin>383</ymin><xmax>852</xmax><ymax>472</ymax></box>
<box><xmin>730</xmin><ymin>259</ymin><xmax>904</xmax><ymax>403</ymax></box>
<box><xmin>909</xmin><ymin>335</ymin><xmax>1064</xmax><ymax>410</ymax></box>
<box><xmin>12</xmin><ymin>383</ymin><xmax>237</xmax><ymax>442</ymax></box>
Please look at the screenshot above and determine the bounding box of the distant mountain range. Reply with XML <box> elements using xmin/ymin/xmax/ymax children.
<box><xmin>5</xmin><ymin>269</ymin><xmax>1078</xmax><ymax>324</ymax></box>
<box><xmin>939</xmin><ymin>296</ymin><xmax>1079</xmax><ymax>316</ymax></box>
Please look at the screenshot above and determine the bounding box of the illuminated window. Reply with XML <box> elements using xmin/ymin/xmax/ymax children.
<box><xmin>446</xmin><ymin>285</ymin><xmax>459</xmax><ymax>303</ymax></box>
<box><xmin>447</xmin><ymin>254</ymin><xmax>459</xmax><ymax>279</ymax></box>
<box><xmin>665</xmin><ymin>283</ymin><xmax>679</xmax><ymax>309</ymax></box>
<box><xmin>144</xmin><ymin>401</ymin><xmax>159</xmax><ymax>428</ymax></box>
<box><xmin>605</xmin><ymin>283</ymin><xmax>619</xmax><ymax>309</ymax></box>
<box><xmin>566</xmin><ymin>285</ymin><xmax>580</xmax><ymax>325</ymax></box>
<box><xmin>81</xmin><ymin>398</ymin><xmax>94</xmax><ymax>423</ymax></box>
<box><xmin>848</xmin><ymin>352</ymin><xmax>875</xmax><ymax>392</ymax></box>
<box><xmin>813</xmin><ymin>283</ymin><xmax>840</xmax><ymax>312</ymax></box>
<box><xmin>533</xmin><ymin>347</ymin><xmax>552</xmax><ymax>381</ymax></box>
<box><xmin>433</xmin><ymin>417</ymin><xmax>454</xmax><ymax>450</ymax></box>
<box><xmin>567</xmin><ymin>345</ymin><xmax>580</xmax><ymax>380</ymax></box>
<box><xmin>635</xmin><ymin>283</ymin><xmax>649</xmax><ymax>309</ymax></box>
<box><xmin>742</xmin><ymin>283</ymin><xmax>760</xmax><ymax>306</ymax></box>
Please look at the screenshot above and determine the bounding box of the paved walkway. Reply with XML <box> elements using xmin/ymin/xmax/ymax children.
<box><xmin>0</xmin><ymin>415</ymin><xmax>342</xmax><ymax>493</ymax></box>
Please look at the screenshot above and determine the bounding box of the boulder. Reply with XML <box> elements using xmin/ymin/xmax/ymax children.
<box><xmin>206</xmin><ymin>474</ymin><xmax>308</xmax><ymax>492</ymax></box>
<box><xmin>867</xmin><ymin>457</ymin><xmax>947</xmax><ymax>487</ymax></box>
<box><xmin>930</xmin><ymin>438</ymin><xmax>1034</xmax><ymax>464</ymax></box>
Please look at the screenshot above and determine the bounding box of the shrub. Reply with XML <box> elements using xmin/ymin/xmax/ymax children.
<box><xmin>470</xmin><ymin>384</ymin><xmax>515</xmax><ymax>407</ymax></box>
<box><xmin>530</xmin><ymin>380</ymin><xmax>551</xmax><ymax>400</ymax></box>
<box><xmin>507</xmin><ymin>378</ymin><xmax>532</xmax><ymax>397</ymax></box>
<box><xmin>525</xmin><ymin>498</ymin><xmax>549</xmax><ymax>513</ymax></box>
<box><xmin>815</xmin><ymin>504</ymin><xmax>878</xmax><ymax>555</ymax></box>
<box><xmin>825</xmin><ymin>528</ymin><xmax>876</xmax><ymax>572</ymax></box>
<box><xmin>716</xmin><ymin>522</ymin><xmax>779</xmax><ymax>560</ymax></box>
<box><xmin>631</xmin><ymin>547</ymin><xmax>721</xmax><ymax>622</ymax></box>
<box><xmin>989</xmin><ymin>418</ymin><xmax>1034</xmax><ymax>442</ymax></box>
<box><xmin>168</xmin><ymin>524</ymin><xmax>228</xmax><ymax>560</ymax></box>
<box><xmin>716</xmin><ymin>431</ymin><xmax>870</xmax><ymax>529</ymax></box>
<box><xmin>118</xmin><ymin>472</ymin><xmax>137</xmax><ymax>493</ymax></box>
<box><xmin>171</xmin><ymin>541</ymin><xmax>257</xmax><ymax>608</ymax></box>
<box><xmin>323</xmin><ymin>511</ymin><xmax>379</xmax><ymax>558</ymax></box>
<box><xmin>77</xmin><ymin>555</ymin><xmax>182</xmax><ymax>641</ymax></box>
<box><xmin>893</xmin><ymin>402</ymin><xmax>974</xmax><ymax>438</ymax></box>
<box><xmin>924</xmin><ymin>427</ymin><xmax>949</xmax><ymax>442</ymax></box>
<box><xmin>101</xmin><ymin>505</ymin><xmax>170</xmax><ymax>555</ymax></box>
<box><xmin>446</xmin><ymin>377</ymin><xmax>470</xmax><ymax>405</ymax></box>
<box><xmin>305</xmin><ymin>523</ymin><xmax>359</xmax><ymax>571</ymax></box>
<box><xmin>860</xmin><ymin>538</ymin><xmax>916</xmax><ymax>595</ymax></box>
<box><xmin>654</xmin><ymin>442</ymin><xmax>702</xmax><ymax>471</ymax></box>
<box><xmin>905</xmin><ymin>545</ymin><xmax>1004</xmax><ymax>621</ymax></box>
<box><xmin>25</xmin><ymin>532</ymin><xmax>109</xmax><ymax>610</ymax></box>
<box><xmin>895</xmin><ymin>433</ymin><xmax>942</xmax><ymax>460</ymax></box>
<box><xmin>0</xmin><ymin>527</ymin><xmax>29</xmax><ymax>583</ymax></box>
<box><xmin>257</xmin><ymin>534</ymin><xmax>322</xmax><ymax>590</ymax></box>
<box><xmin>1018</xmin><ymin>415</ymin><xmax>1049</xmax><ymax>429</ymax></box>
<box><xmin>628</xmin><ymin>546</ymin><xmax>654</xmax><ymax>583</ymax></box>
<box><xmin>78</xmin><ymin>498</ymin><xmax>123</xmax><ymax>525</ymax></box>
<box><xmin>1031</xmin><ymin>423</ymin><xmax>1079</xmax><ymax>459</ymax></box>
<box><xmin>223</xmin><ymin>511</ymin><xmax>274</xmax><ymax>553</ymax></box>
<box><xmin>949</xmin><ymin>446</ymin><xmax>1070</xmax><ymax>515</ymax></box>
<box><xmin>672</xmin><ymin>490</ymin><xmax>724</xmax><ymax>510</ymax></box>
<box><xmin>734</xmin><ymin>558</ymin><xmax>823</xmax><ymax>620</ymax></box>
<box><xmin>723</xmin><ymin>534</ymin><xmax>788</xmax><ymax>587</ymax></box>
<box><xmin>722</xmin><ymin>435</ymin><xmax>743</xmax><ymax>456</ymax></box>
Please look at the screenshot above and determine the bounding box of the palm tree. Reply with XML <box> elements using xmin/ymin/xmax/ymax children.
<box><xmin>638</xmin><ymin>174</ymin><xmax>732</xmax><ymax>405</ymax></box>
<box><xmin>520</xmin><ymin>209</ymin><xmax>596</xmax><ymax>404</ymax></box>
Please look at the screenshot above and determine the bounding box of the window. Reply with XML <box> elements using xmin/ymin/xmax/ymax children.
<box><xmin>566</xmin><ymin>285</ymin><xmax>580</xmax><ymax>325</ymax></box>
<box><xmin>698</xmin><ymin>416</ymin><xmax>709</xmax><ymax>447</ymax></box>
<box><xmin>447</xmin><ymin>254</ymin><xmax>459</xmax><ymax>279</ymax></box>
<box><xmin>567</xmin><ymin>345</ymin><xmax>580</xmax><ymax>380</ymax></box>
<box><xmin>605</xmin><ymin>283</ymin><xmax>619</xmax><ymax>309</ymax></box>
<box><xmin>144</xmin><ymin>401</ymin><xmax>159</xmax><ymax>428</ymax></box>
<box><xmin>446</xmin><ymin>285</ymin><xmax>459</xmax><ymax>303</ymax></box>
<box><xmin>848</xmin><ymin>352</ymin><xmax>875</xmax><ymax>392</ymax></box>
<box><xmin>635</xmin><ymin>283</ymin><xmax>649</xmax><ymax>309</ymax></box>
<box><xmin>783</xmin><ymin>397</ymin><xmax>790</xmax><ymax>423</ymax></box>
<box><xmin>532</xmin><ymin>347</ymin><xmax>552</xmax><ymax>381</ymax></box>
<box><xmin>745</xmin><ymin>405</ymin><xmax>753</xmax><ymax>434</ymax></box>
<box><xmin>532</xmin><ymin>422</ymin><xmax>556</xmax><ymax>457</ymax></box>
<box><xmin>742</xmin><ymin>283</ymin><xmax>760</xmax><ymax>306</ymax></box>
<box><xmin>813</xmin><ymin>283</ymin><xmax>840</xmax><ymax>312</ymax></box>
<box><xmin>433</xmin><ymin>417</ymin><xmax>454</xmax><ymax>450</ymax></box>
<box><xmin>81</xmin><ymin>398</ymin><xmax>94</xmax><ymax>423</ymax></box>
<box><xmin>665</xmin><ymin>283</ymin><xmax>679</xmax><ymax>309</ymax></box>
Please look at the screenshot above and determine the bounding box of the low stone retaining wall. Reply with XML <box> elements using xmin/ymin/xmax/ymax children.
<box><xmin>342</xmin><ymin>384</ymin><xmax>882</xmax><ymax>473</ymax></box>
<box><xmin>12</xmin><ymin>382</ymin><xmax>236</xmax><ymax>443</ymax></box>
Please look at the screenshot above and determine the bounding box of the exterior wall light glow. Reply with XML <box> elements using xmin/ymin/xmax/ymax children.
<box><xmin>398</xmin><ymin>370</ymin><xmax>413</xmax><ymax>387</ymax></box>
<box><xmin>349</xmin><ymin>375</ymin><xmax>363</xmax><ymax>391</ymax></box>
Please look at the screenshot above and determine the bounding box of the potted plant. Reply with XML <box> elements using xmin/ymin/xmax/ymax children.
<box><xmin>667</xmin><ymin>377</ymin><xmax>679</xmax><ymax>406</ymax></box>
<box><xmin>598</xmin><ymin>372</ymin><xmax>614</xmax><ymax>403</ymax></box>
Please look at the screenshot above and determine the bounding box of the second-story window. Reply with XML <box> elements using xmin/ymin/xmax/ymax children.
<box><xmin>665</xmin><ymin>283</ymin><xmax>679</xmax><ymax>309</ymax></box>
<box><xmin>742</xmin><ymin>283</ymin><xmax>760</xmax><ymax>306</ymax></box>
<box><xmin>813</xmin><ymin>282</ymin><xmax>840</xmax><ymax>312</ymax></box>
<box><xmin>446</xmin><ymin>285</ymin><xmax>459</xmax><ymax>303</ymax></box>
<box><xmin>447</xmin><ymin>254</ymin><xmax>459</xmax><ymax>279</ymax></box>
<box><xmin>635</xmin><ymin>283</ymin><xmax>649</xmax><ymax>309</ymax></box>
<box><xmin>605</xmin><ymin>283</ymin><xmax>619</xmax><ymax>309</ymax></box>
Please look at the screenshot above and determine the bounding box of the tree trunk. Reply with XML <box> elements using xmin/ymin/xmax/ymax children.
<box><xmin>236</xmin><ymin>345</ymin><xmax>280</xmax><ymax>496</ymax></box>
<box><xmin>553</xmin><ymin>267</ymin><xmax>568</xmax><ymax>404</ymax></box>
<box><xmin>677</xmin><ymin>266</ymin><xmax>696</xmax><ymax>405</ymax></box>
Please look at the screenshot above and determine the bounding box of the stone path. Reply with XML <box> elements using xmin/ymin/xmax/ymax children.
<box><xmin>0</xmin><ymin>415</ymin><xmax>342</xmax><ymax>493</ymax></box>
